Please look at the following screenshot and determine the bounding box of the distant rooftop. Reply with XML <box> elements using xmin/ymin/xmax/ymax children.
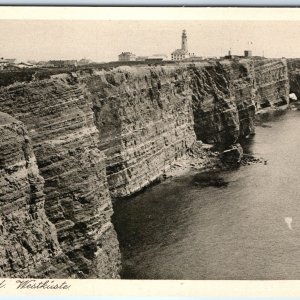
<box><xmin>171</xmin><ymin>49</ymin><xmax>188</xmax><ymax>55</ymax></box>
<box><xmin>119</xmin><ymin>52</ymin><xmax>135</xmax><ymax>55</ymax></box>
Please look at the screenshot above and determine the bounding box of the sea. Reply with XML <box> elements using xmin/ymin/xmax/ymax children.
<box><xmin>113</xmin><ymin>110</ymin><xmax>300</xmax><ymax>279</ymax></box>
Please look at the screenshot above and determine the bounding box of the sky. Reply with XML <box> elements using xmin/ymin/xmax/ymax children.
<box><xmin>1</xmin><ymin>20</ymin><xmax>300</xmax><ymax>62</ymax></box>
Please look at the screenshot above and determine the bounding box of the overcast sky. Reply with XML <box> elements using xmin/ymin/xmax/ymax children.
<box><xmin>1</xmin><ymin>20</ymin><xmax>300</xmax><ymax>62</ymax></box>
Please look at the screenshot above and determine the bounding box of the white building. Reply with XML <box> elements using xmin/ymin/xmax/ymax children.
<box><xmin>17</xmin><ymin>62</ymin><xmax>34</xmax><ymax>68</ymax></box>
<box><xmin>171</xmin><ymin>30</ymin><xmax>195</xmax><ymax>61</ymax></box>
<box><xmin>118</xmin><ymin>52</ymin><xmax>136</xmax><ymax>62</ymax></box>
<box><xmin>0</xmin><ymin>58</ymin><xmax>17</xmax><ymax>70</ymax></box>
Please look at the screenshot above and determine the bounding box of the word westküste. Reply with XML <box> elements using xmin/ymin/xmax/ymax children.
<box><xmin>15</xmin><ymin>280</ymin><xmax>71</xmax><ymax>290</ymax></box>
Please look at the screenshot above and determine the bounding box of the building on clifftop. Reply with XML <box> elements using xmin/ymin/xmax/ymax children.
<box><xmin>118</xmin><ymin>52</ymin><xmax>136</xmax><ymax>62</ymax></box>
<box><xmin>244</xmin><ymin>50</ymin><xmax>252</xmax><ymax>57</ymax></box>
<box><xmin>171</xmin><ymin>30</ymin><xmax>195</xmax><ymax>61</ymax></box>
<box><xmin>48</xmin><ymin>60</ymin><xmax>78</xmax><ymax>67</ymax></box>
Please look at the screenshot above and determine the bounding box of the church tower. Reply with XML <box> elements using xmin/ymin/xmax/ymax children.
<box><xmin>181</xmin><ymin>29</ymin><xmax>188</xmax><ymax>52</ymax></box>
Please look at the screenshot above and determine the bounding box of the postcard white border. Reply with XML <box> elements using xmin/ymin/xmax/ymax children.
<box><xmin>0</xmin><ymin>6</ymin><xmax>300</xmax><ymax>297</ymax></box>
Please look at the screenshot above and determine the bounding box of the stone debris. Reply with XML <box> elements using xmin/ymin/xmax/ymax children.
<box><xmin>220</xmin><ymin>143</ymin><xmax>243</xmax><ymax>167</ymax></box>
<box><xmin>241</xmin><ymin>154</ymin><xmax>265</xmax><ymax>166</ymax></box>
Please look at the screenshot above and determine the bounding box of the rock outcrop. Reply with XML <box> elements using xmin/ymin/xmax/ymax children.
<box><xmin>220</xmin><ymin>143</ymin><xmax>243</xmax><ymax>166</ymax></box>
<box><xmin>254</xmin><ymin>58</ymin><xmax>289</xmax><ymax>109</ymax></box>
<box><xmin>0</xmin><ymin>112</ymin><xmax>67</xmax><ymax>277</ymax></box>
<box><xmin>288</xmin><ymin>59</ymin><xmax>300</xmax><ymax>99</ymax></box>
<box><xmin>0</xmin><ymin>57</ymin><xmax>290</xmax><ymax>278</ymax></box>
<box><xmin>82</xmin><ymin>66</ymin><xmax>196</xmax><ymax>198</ymax></box>
<box><xmin>0</xmin><ymin>78</ymin><xmax>120</xmax><ymax>278</ymax></box>
<box><xmin>191</xmin><ymin>58</ymin><xmax>289</xmax><ymax>145</ymax></box>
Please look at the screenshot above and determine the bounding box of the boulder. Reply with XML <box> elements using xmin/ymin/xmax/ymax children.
<box><xmin>220</xmin><ymin>143</ymin><xmax>243</xmax><ymax>166</ymax></box>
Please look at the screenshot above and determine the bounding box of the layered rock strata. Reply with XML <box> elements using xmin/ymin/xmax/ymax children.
<box><xmin>254</xmin><ymin>59</ymin><xmax>289</xmax><ymax>109</ymax></box>
<box><xmin>287</xmin><ymin>59</ymin><xmax>300</xmax><ymax>98</ymax></box>
<box><xmin>0</xmin><ymin>112</ymin><xmax>67</xmax><ymax>277</ymax></box>
<box><xmin>83</xmin><ymin>58</ymin><xmax>289</xmax><ymax>198</ymax></box>
<box><xmin>0</xmin><ymin>78</ymin><xmax>120</xmax><ymax>278</ymax></box>
<box><xmin>191</xmin><ymin>58</ymin><xmax>289</xmax><ymax>145</ymax></box>
<box><xmin>0</xmin><ymin>57</ymin><xmax>290</xmax><ymax>278</ymax></box>
<box><xmin>82</xmin><ymin>66</ymin><xmax>196</xmax><ymax>198</ymax></box>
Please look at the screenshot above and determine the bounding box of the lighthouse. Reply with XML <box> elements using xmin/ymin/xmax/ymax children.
<box><xmin>182</xmin><ymin>29</ymin><xmax>188</xmax><ymax>52</ymax></box>
<box><xmin>171</xmin><ymin>29</ymin><xmax>194</xmax><ymax>61</ymax></box>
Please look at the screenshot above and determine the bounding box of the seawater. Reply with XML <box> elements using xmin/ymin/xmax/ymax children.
<box><xmin>113</xmin><ymin>110</ymin><xmax>300</xmax><ymax>279</ymax></box>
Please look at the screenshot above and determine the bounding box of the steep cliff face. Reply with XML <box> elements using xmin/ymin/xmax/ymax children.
<box><xmin>0</xmin><ymin>78</ymin><xmax>120</xmax><ymax>278</ymax></box>
<box><xmin>83</xmin><ymin>58</ymin><xmax>289</xmax><ymax>200</ymax></box>
<box><xmin>254</xmin><ymin>59</ymin><xmax>289</xmax><ymax>108</ymax></box>
<box><xmin>82</xmin><ymin>66</ymin><xmax>196</xmax><ymax>198</ymax></box>
<box><xmin>0</xmin><ymin>112</ymin><xmax>68</xmax><ymax>277</ymax></box>
<box><xmin>0</xmin><ymin>57</ymin><xmax>290</xmax><ymax>278</ymax></box>
<box><xmin>190</xmin><ymin>60</ymin><xmax>253</xmax><ymax>145</ymax></box>
<box><xmin>191</xmin><ymin>58</ymin><xmax>289</xmax><ymax>146</ymax></box>
<box><xmin>287</xmin><ymin>59</ymin><xmax>300</xmax><ymax>98</ymax></box>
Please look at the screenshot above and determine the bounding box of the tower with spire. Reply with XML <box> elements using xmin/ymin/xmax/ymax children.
<box><xmin>181</xmin><ymin>29</ymin><xmax>188</xmax><ymax>52</ymax></box>
<box><xmin>171</xmin><ymin>29</ymin><xmax>194</xmax><ymax>61</ymax></box>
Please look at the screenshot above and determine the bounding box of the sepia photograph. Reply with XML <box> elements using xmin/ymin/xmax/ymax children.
<box><xmin>1</xmin><ymin>6</ymin><xmax>300</xmax><ymax>286</ymax></box>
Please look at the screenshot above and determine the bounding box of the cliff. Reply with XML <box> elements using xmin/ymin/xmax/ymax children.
<box><xmin>0</xmin><ymin>112</ymin><xmax>68</xmax><ymax>277</ymax></box>
<box><xmin>0</xmin><ymin>78</ymin><xmax>121</xmax><ymax>278</ymax></box>
<box><xmin>287</xmin><ymin>59</ymin><xmax>300</xmax><ymax>99</ymax></box>
<box><xmin>255</xmin><ymin>59</ymin><xmax>289</xmax><ymax>108</ymax></box>
<box><xmin>0</xmin><ymin>57</ymin><xmax>289</xmax><ymax>278</ymax></box>
<box><xmin>82</xmin><ymin>66</ymin><xmax>196</xmax><ymax>198</ymax></box>
<box><xmin>192</xmin><ymin>58</ymin><xmax>289</xmax><ymax>145</ymax></box>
